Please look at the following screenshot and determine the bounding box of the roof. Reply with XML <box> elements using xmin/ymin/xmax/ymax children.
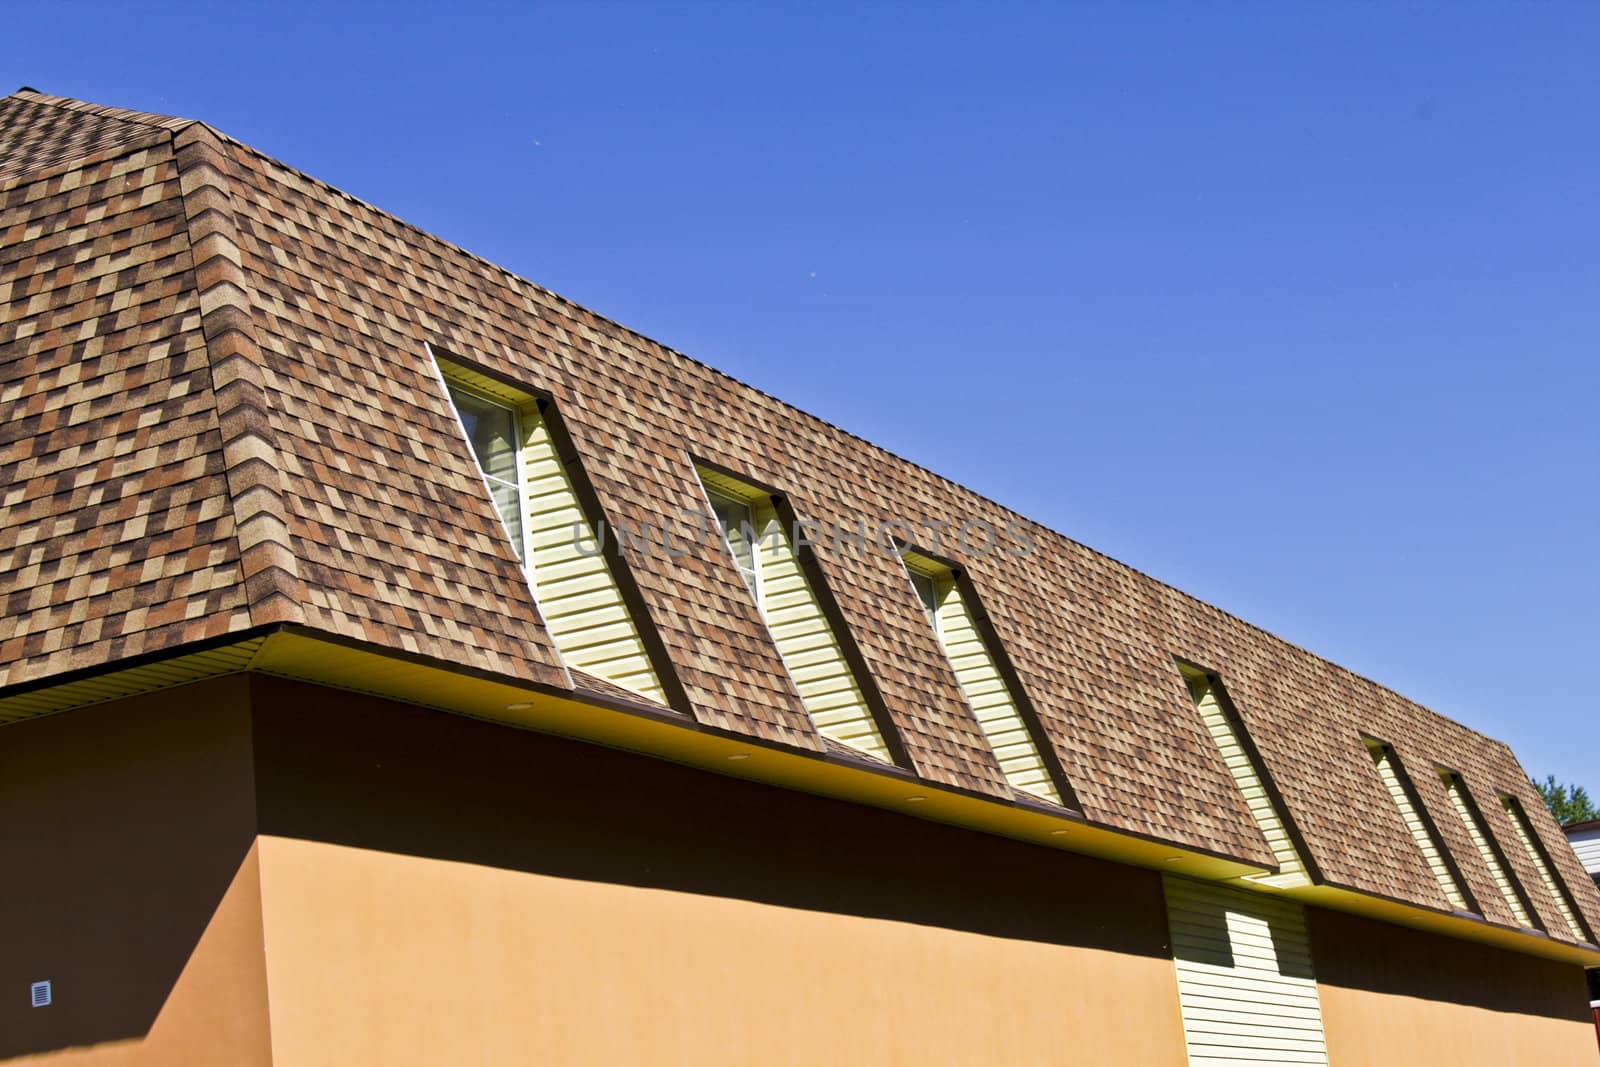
<box><xmin>1565</xmin><ymin>820</ymin><xmax>1600</xmax><ymax>836</ymax></box>
<box><xmin>3</xmin><ymin>88</ymin><xmax>1598</xmax><ymax>947</ymax></box>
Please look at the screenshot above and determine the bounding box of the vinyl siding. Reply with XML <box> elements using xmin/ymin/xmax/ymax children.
<box><xmin>1440</xmin><ymin>774</ymin><xmax>1532</xmax><ymax>929</ymax></box>
<box><xmin>1569</xmin><ymin>829</ymin><xmax>1600</xmax><ymax>876</ymax></box>
<box><xmin>748</xmin><ymin>501</ymin><xmax>894</xmax><ymax>763</ymax></box>
<box><xmin>1499</xmin><ymin>795</ymin><xmax>1588</xmax><ymax>942</ymax></box>
<box><xmin>521</xmin><ymin>410</ymin><xmax>667</xmax><ymax>704</ymax></box>
<box><xmin>1165</xmin><ymin>876</ymin><xmax>1330</xmax><ymax>1066</ymax></box>
<box><xmin>927</xmin><ymin>573</ymin><xmax>1059</xmax><ymax>804</ymax></box>
<box><xmin>1366</xmin><ymin>741</ymin><xmax>1467</xmax><ymax>910</ymax></box>
<box><xmin>1184</xmin><ymin>672</ymin><xmax>1309</xmax><ymax>889</ymax></box>
<box><xmin>696</xmin><ymin>465</ymin><xmax>892</xmax><ymax>763</ymax></box>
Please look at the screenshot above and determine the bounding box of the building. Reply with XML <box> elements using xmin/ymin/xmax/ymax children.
<box><xmin>1</xmin><ymin>88</ymin><xmax>1597</xmax><ymax>1066</ymax></box>
<box><xmin>1569</xmin><ymin>820</ymin><xmax>1600</xmax><ymax>887</ymax></box>
<box><xmin>1567</xmin><ymin>819</ymin><xmax>1600</xmax><ymax>1045</ymax></box>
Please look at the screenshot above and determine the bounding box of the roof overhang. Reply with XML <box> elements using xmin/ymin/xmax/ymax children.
<box><xmin>3</xmin><ymin>627</ymin><xmax>1598</xmax><ymax>968</ymax></box>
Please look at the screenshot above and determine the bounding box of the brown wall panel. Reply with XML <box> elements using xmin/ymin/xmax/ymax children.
<box><xmin>250</xmin><ymin>676</ymin><xmax>1188</xmax><ymax>1066</ymax></box>
<box><xmin>1308</xmin><ymin>906</ymin><xmax>1597</xmax><ymax>1066</ymax></box>
<box><xmin>0</xmin><ymin>678</ymin><xmax>271</xmax><ymax>1065</ymax></box>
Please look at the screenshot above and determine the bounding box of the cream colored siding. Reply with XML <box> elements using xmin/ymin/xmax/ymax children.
<box><xmin>1183</xmin><ymin>671</ymin><xmax>1309</xmax><ymax>889</ymax></box>
<box><xmin>898</xmin><ymin>552</ymin><xmax>1059</xmax><ymax>805</ymax></box>
<box><xmin>750</xmin><ymin>501</ymin><xmax>893</xmax><ymax>762</ymax></box>
<box><xmin>1570</xmin><ymin>828</ymin><xmax>1600</xmax><ymax>876</ymax></box>
<box><xmin>434</xmin><ymin>356</ymin><xmax>666</xmax><ymax>705</ymax></box>
<box><xmin>696</xmin><ymin>468</ymin><xmax>892</xmax><ymax>763</ymax></box>
<box><xmin>1366</xmin><ymin>741</ymin><xmax>1468</xmax><ymax>910</ymax></box>
<box><xmin>1440</xmin><ymin>774</ymin><xmax>1532</xmax><ymax>928</ymax></box>
<box><xmin>1499</xmin><ymin>795</ymin><xmax>1588</xmax><ymax>942</ymax></box>
<box><xmin>932</xmin><ymin>578</ymin><xmax>1058</xmax><ymax>804</ymax></box>
<box><xmin>520</xmin><ymin>410</ymin><xmax>666</xmax><ymax>704</ymax></box>
<box><xmin>1164</xmin><ymin>876</ymin><xmax>1330</xmax><ymax>1066</ymax></box>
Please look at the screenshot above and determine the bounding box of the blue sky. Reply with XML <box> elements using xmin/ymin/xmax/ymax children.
<box><xmin>7</xmin><ymin>3</ymin><xmax>1595</xmax><ymax>789</ymax></box>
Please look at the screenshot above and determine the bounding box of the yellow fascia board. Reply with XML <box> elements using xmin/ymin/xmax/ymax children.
<box><xmin>7</xmin><ymin>629</ymin><xmax>1598</xmax><ymax>968</ymax></box>
<box><xmin>246</xmin><ymin>629</ymin><xmax>1261</xmax><ymax>879</ymax></box>
<box><xmin>1283</xmin><ymin>881</ymin><xmax>1600</xmax><ymax>967</ymax></box>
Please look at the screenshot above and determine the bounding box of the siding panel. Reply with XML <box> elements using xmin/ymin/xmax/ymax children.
<box><xmin>1500</xmin><ymin>795</ymin><xmax>1589</xmax><ymax>942</ymax></box>
<box><xmin>751</xmin><ymin>502</ymin><xmax>893</xmax><ymax>763</ymax></box>
<box><xmin>1184</xmin><ymin>672</ymin><xmax>1308</xmax><ymax>889</ymax></box>
<box><xmin>521</xmin><ymin>409</ymin><xmax>666</xmax><ymax>704</ymax></box>
<box><xmin>1569</xmin><ymin>829</ymin><xmax>1600</xmax><ymax>876</ymax></box>
<box><xmin>933</xmin><ymin>585</ymin><xmax>1059</xmax><ymax>804</ymax></box>
<box><xmin>1165</xmin><ymin>876</ymin><xmax>1330</xmax><ymax>1067</ymax></box>
<box><xmin>1366</xmin><ymin>741</ymin><xmax>1467</xmax><ymax>910</ymax></box>
<box><xmin>1440</xmin><ymin>774</ymin><xmax>1533</xmax><ymax>929</ymax></box>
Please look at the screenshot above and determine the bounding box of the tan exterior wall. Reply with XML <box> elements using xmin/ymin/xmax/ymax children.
<box><xmin>1308</xmin><ymin>906</ymin><xmax>1598</xmax><ymax>1066</ymax></box>
<box><xmin>0</xmin><ymin>678</ymin><xmax>272</xmax><ymax>1066</ymax></box>
<box><xmin>5</xmin><ymin>672</ymin><xmax>1596</xmax><ymax>1065</ymax></box>
<box><xmin>249</xmin><ymin>676</ymin><xmax>1188</xmax><ymax>1067</ymax></box>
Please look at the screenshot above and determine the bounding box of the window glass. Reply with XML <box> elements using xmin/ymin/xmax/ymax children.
<box><xmin>708</xmin><ymin>490</ymin><xmax>758</xmax><ymax>600</ymax></box>
<box><xmin>448</xmin><ymin>385</ymin><xmax>525</xmax><ymax>562</ymax></box>
<box><xmin>908</xmin><ymin>569</ymin><xmax>940</xmax><ymax>632</ymax></box>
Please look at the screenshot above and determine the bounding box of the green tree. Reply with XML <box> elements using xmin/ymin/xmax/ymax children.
<box><xmin>1533</xmin><ymin>775</ymin><xmax>1598</xmax><ymax>826</ymax></box>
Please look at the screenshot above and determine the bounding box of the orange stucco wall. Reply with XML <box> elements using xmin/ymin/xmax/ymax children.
<box><xmin>0</xmin><ymin>678</ymin><xmax>272</xmax><ymax>1066</ymax></box>
<box><xmin>6</xmin><ymin>673</ymin><xmax>1598</xmax><ymax>1066</ymax></box>
<box><xmin>1309</xmin><ymin>906</ymin><xmax>1598</xmax><ymax>1065</ymax></box>
<box><xmin>249</xmin><ymin>676</ymin><xmax>1190</xmax><ymax>1066</ymax></box>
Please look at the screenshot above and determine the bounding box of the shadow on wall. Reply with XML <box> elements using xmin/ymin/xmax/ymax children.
<box><xmin>1169</xmin><ymin>887</ymin><xmax>1317</xmax><ymax>980</ymax></box>
<box><xmin>0</xmin><ymin>678</ymin><xmax>262</xmax><ymax>1061</ymax></box>
<box><xmin>248</xmin><ymin>675</ymin><xmax>1174</xmax><ymax>959</ymax></box>
<box><xmin>1308</xmin><ymin>906</ymin><xmax>1593</xmax><ymax>1021</ymax></box>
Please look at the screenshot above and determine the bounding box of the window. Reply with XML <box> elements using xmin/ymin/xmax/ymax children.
<box><xmin>707</xmin><ymin>489</ymin><xmax>759</xmax><ymax>604</ymax></box>
<box><xmin>446</xmin><ymin>383</ymin><xmax>526</xmax><ymax>564</ymax></box>
<box><xmin>901</xmin><ymin>549</ymin><xmax>1064</xmax><ymax>806</ymax></box>
<box><xmin>907</xmin><ymin>568</ymin><xmax>939</xmax><ymax>633</ymax></box>
<box><xmin>1500</xmin><ymin>792</ymin><xmax>1591</xmax><ymax>942</ymax></box>
<box><xmin>1363</xmin><ymin>739</ymin><xmax>1471</xmax><ymax>912</ymax></box>
<box><xmin>696</xmin><ymin>466</ymin><xmax>894</xmax><ymax>763</ymax></box>
<box><xmin>1437</xmin><ymin>770</ymin><xmax>1535</xmax><ymax>929</ymax></box>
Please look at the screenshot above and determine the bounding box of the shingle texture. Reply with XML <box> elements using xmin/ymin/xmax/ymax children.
<box><xmin>2</xmin><ymin>89</ymin><xmax>1595</xmax><ymax>943</ymax></box>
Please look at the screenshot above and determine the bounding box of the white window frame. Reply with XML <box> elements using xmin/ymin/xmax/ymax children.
<box><xmin>705</xmin><ymin>487</ymin><xmax>763</xmax><ymax>612</ymax></box>
<box><xmin>442</xmin><ymin>379</ymin><xmax>531</xmax><ymax>570</ymax></box>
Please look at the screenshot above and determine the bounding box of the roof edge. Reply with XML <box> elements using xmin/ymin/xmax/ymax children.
<box><xmin>171</xmin><ymin>123</ymin><xmax>307</xmax><ymax>626</ymax></box>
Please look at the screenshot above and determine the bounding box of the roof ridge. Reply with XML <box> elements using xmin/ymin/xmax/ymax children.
<box><xmin>8</xmin><ymin>87</ymin><xmax>194</xmax><ymax>133</ymax></box>
<box><xmin>170</xmin><ymin>123</ymin><xmax>307</xmax><ymax>627</ymax></box>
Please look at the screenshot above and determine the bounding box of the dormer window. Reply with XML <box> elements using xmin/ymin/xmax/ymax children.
<box><xmin>437</xmin><ymin>354</ymin><xmax>667</xmax><ymax>704</ymax></box>
<box><xmin>696</xmin><ymin>465</ymin><xmax>895</xmax><ymax>763</ymax></box>
<box><xmin>901</xmin><ymin>548</ymin><xmax>1065</xmax><ymax>806</ymax></box>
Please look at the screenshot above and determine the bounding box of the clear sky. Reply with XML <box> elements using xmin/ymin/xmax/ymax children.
<box><xmin>6</xmin><ymin>3</ymin><xmax>1595</xmax><ymax>787</ymax></box>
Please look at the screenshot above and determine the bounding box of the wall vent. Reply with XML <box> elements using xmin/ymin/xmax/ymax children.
<box><xmin>30</xmin><ymin>981</ymin><xmax>51</xmax><ymax>1008</ymax></box>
